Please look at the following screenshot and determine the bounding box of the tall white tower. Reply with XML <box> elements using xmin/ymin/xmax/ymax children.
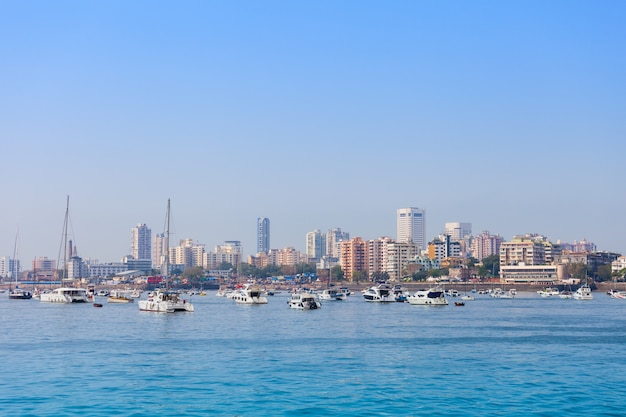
<box><xmin>397</xmin><ymin>207</ymin><xmax>426</xmax><ymax>249</ymax></box>
<box><xmin>131</xmin><ymin>224</ymin><xmax>152</xmax><ymax>262</ymax></box>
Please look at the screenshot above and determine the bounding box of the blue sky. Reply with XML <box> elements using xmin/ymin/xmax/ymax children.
<box><xmin>1</xmin><ymin>1</ymin><xmax>625</xmax><ymax>264</ymax></box>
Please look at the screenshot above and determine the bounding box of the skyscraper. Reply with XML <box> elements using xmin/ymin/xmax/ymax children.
<box><xmin>257</xmin><ymin>217</ymin><xmax>270</xmax><ymax>254</ymax></box>
<box><xmin>131</xmin><ymin>223</ymin><xmax>152</xmax><ymax>263</ymax></box>
<box><xmin>444</xmin><ymin>222</ymin><xmax>472</xmax><ymax>241</ymax></box>
<box><xmin>306</xmin><ymin>229</ymin><xmax>326</xmax><ymax>261</ymax></box>
<box><xmin>397</xmin><ymin>207</ymin><xmax>426</xmax><ymax>249</ymax></box>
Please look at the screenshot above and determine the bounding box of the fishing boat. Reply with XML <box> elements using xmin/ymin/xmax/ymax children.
<box><xmin>138</xmin><ymin>199</ymin><xmax>194</xmax><ymax>313</ymax></box>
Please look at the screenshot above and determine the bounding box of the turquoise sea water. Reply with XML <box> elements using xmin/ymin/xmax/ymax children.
<box><xmin>1</xmin><ymin>290</ymin><xmax>626</xmax><ymax>416</ymax></box>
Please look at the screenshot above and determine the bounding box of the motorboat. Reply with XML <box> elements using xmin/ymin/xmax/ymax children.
<box><xmin>461</xmin><ymin>294</ymin><xmax>475</xmax><ymax>301</ymax></box>
<box><xmin>8</xmin><ymin>287</ymin><xmax>33</xmax><ymax>300</ymax></box>
<box><xmin>407</xmin><ymin>288</ymin><xmax>448</xmax><ymax>306</ymax></box>
<box><xmin>107</xmin><ymin>290</ymin><xmax>134</xmax><ymax>303</ymax></box>
<box><xmin>362</xmin><ymin>283</ymin><xmax>395</xmax><ymax>303</ymax></box>
<box><xmin>231</xmin><ymin>283</ymin><xmax>268</xmax><ymax>304</ymax></box>
<box><xmin>40</xmin><ymin>287</ymin><xmax>91</xmax><ymax>303</ymax></box>
<box><xmin>288</xmin><ymin>292</ymin><xmax>321</xmax><ymax>310</ymax></box>
<box><xmin>559</xmin><ymin>290</ymin><xmax>573</xmax><ymax>299</ymax></box>
<box><xmin>339</xmin><ymin>287</ymin><xmax>352</xmax><ymax>297</ymax></box>
<box><xmin>138</xmin><ymin>289</ymin><xmax>195</xmax><ymax>312</ymax></box>
<box><xmin>573</xmin><ymin>284</ymin><xmax>593</xmax><ymax>300</ymax></box>
<box><xmin>609</xmin><ymin>290</ymin><xmax>626</xmax><ymax>299</ymax></box>
<box><xmin>392</xmin><ymin>284</ymin><xmax>409</xmax><ymax>302</ymax></box>
<box><xmin>318</xmin><ymin>288</ymin><xmax>346</xmax><ymax>301</ymax></box>
<box><xmin>537</xmin><ymin>287</ymin><xmax>560</xmax><ymax>297</ymax></box>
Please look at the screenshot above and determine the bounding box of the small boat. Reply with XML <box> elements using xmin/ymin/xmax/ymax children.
<box><xmin>461</xmin><ymin>294</ymin><xmax>475</xmax><ymax>301</ymax></box>
<box><xmin>288</xmin><ymin>292</ymin><xmax>321</xmax><ymax>310</ymax></box>
<box><xmin>362</xmin><ymin>283</ymin><xmax>395</xmax><ymax>303</ymax></box>
<box><xmin>93</xmin><ymin>303</ymin><xmax>103</xmax><ymax>308</ymax></box>
<box><xmin>40</xmin><ymin>287</ymin><xmax>91</xmax><ymax>303</ymax></box>
<box><xmin>107</xmin><ymin>290</ymin><xmax>134</xmax><ymax>303</ymax></box>
<box><xmin>407</xmin><ymin>288</ymin><xmax>448</xmax><ymax>306</ymax></box>
<box><xmin>573</xmin><ymin>284</ymin><xmax>593</xmax><ymax>300</ymax></box>
<box><xmin>318</xmin><ymin>288</ymin><xmax>346</xmax><ymax>301</ymax></box>
<box><xmin>8</xmin><ymin>287</ymin><xmax>33</xmax><ymax>300</ymax></box>
<box><xmin>537</xmin><ymin>287</ymin><xmax>560</xmax><ymax>297</ymax></box>
<box><xmin>138</xmin><ymin>289</ymin><xmax>194</xmax><ymax>312</ymax></box>
<box><xmin>454</xmin><ymin>302</ymin><xmax>465</xmax><ymax>306</ymax></box>
<box><xmin>231</xmin><ymin>283</ymin><xmax>268</xmax><ymax>305</ymax></box>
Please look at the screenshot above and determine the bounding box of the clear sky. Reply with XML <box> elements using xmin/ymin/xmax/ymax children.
<box><xmin>1</xmin><ymin>0</ymin><xmax>625</xmax><ymax>265</ymax></box>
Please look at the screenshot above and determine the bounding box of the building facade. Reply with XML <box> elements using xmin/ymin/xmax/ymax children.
<box><xmin>131</xmin><ymin>223</ymin><xmax>152</xmax><ymax>264</ymax></box>
<box><xmin>397</xmin><ymin>207</ymin><xmax>426</xmax><ymax>250</ymax></box>
<box><xmin>306</xmin><ymin>230</ymin><xmax>326</xmax><ymax>262</ymax></box>
<box><xmin>257</xmin><ymin>217</ymin><xmax>270</xmax><ymax>254</ymax></box>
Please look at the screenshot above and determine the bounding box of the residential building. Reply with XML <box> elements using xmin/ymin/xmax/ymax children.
<box><xmin>366</xmin><ymin>236</ymin><xmax>394</xmax><ymax>278</ymax></box>
<box><xmin>340</xmin><ymin>237</ymin><xmax>367</xmax><ymax>281</ymax></box>
<box><xmin>326</xmin><ymin>228</ymin><xmax>349</xmax><ymax>257</ymax></box>
<box><xmin>470</xmin><ymin>231</ymin><xmax>503</xmax><ymax>261</ymax></box>
<box><xmin>397</xmin><ymin>207</ymin><xmax>426</xmax><ymax>249</ymax></box>
<box><xmin>428</xmin><ymin>235</ymin><xmax>461</xmax><ymax>261</ymax></box>
<box><xmin>257</xmin><ymin>217</ymin><xmax>270</xmax><ymax>254</ymax></box>
<box><xmin>131</xmin><ymin>223</ymin><xmax>152</xmax><ymax>265</ymax></box>
<box><xmin>306</xmin><ymin>230</ymin><xmax>326</xmax><ymax>261</ymax></box>
<box><xmin>385</xmin><ymin>241</ymin><xmax>422</xmax><ymax>281</ymax></box>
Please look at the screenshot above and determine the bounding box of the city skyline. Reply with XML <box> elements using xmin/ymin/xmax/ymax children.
<box><xmin>1</xmin><ymin>2</ymin><xmax>625</xmax><ymax>263</ymax></box>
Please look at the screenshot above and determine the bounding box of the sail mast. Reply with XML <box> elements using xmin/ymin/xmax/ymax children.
<box><xmin>165</xmin><ymin>198</ymin><xmax>170</xmax><ymax>289</ymax></box>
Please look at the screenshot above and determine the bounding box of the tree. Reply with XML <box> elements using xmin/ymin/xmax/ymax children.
<box><xmin>331</xmin><ymin>265</ymin><xmax>344</xmax><ymax>281</ymax></box>
<box><xmin>371</xmin><ymin>271</ymin><xmax>390</xmax><ymax>282</ymax></box>
<box><xmin>181</xmin><ymin>266</ymin><xmax>204</xmax><ymax>280</ymax></box>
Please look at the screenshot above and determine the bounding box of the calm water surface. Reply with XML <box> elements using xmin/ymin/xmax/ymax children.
<box><xmin>1</xmin><ymin>290</ymin><xmax>625</xmax><ymax>416</ymax></box>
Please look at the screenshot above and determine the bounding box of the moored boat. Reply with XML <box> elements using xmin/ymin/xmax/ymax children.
<box><xmin>362</xmin><ymin>283</ymin><xmax>395</xmax><ymax>303</ymax></box>
<box><xmin>40</xmin><ymin>287</ymin><xmax>90</xmax><ymax>303</ymax></box>
<box><xmin>318</xmin><ymin>288</ymin><xmax>346</xmax><ymax>301</ymax></box>
<box><xmin>231</xmin><ymin>283</ymin><xmax>268</xmax><ymax>304</ymax></box>
<box><xmin>407</xmin><ymin>288</ymin><xmax>448</xmax><ymax>306</ymax></box>
<box><xmin>573</xmin><ymin>284</ymin><xmax>593</xmax><ymax>300</ymax></box>
<box><xmin>288</xmin><ymin>292</ymin><xmax>321</xmax><ymax>310</ymax></box>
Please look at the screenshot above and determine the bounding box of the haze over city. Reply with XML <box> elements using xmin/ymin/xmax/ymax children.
<box><xmin>1</xmin><ymin>1</ymin><xmax>625</xmax><ymax>264</ymax></box>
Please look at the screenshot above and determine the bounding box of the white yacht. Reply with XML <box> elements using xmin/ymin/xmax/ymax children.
<box><xmin>318</xmin><ymin>288</ymin><xmax>346</xmax><ymax>301</ymax></box>
<box><xmin>537</xmin><ymin>287</ymin><xmax>560</xmax><ymax>297</ymax></box>
<box><xmin>288</xmin><ymin>292</ymin><xmax>321</xmax><ymax>310</ymax></box>
<box><xmin>407</xmin><ymin>288</ymin><xmax>448</xmax><ymax>306</ymax></box>
<box><xmin>573</xmin><ymin>284</ymin><xmax>593</xmax><ymax>300</ymax></box>
<box><xmin>362</xmin><ymin>283</ymin><xmax>395</xmax><ymax>303</ymax></box>
<box><xmin>107</xmin><ymin>290</ymin><xmax>134</xmax><ymax>303</ymax></box>
<box><xmin>138</xmin><ymin>289</ymin><xmax>195</xmax><ymax>312</ymax></box>
<box><xmin>231</xmin><ymin>283</ymin><xmax>268</xmax><ymax>305</ymax></box>
<box><xmin>40</xmin><ymin>287</ymin><xmax>91</xmax><ymax>303</ymax></box>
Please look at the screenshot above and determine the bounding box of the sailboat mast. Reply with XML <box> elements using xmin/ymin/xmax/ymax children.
<box><xmin>12</xmin><ymin>228</ymin><xmax>19</xmax><ymax>288</ymax></box>
<box><xmin>165</xmin><ymin>198</ymin><xmax>170</xmax><ymax>289</ymax></box>
<box><xmin>63</xmin><ymin>195</ymin><xmax>69</xmax><ymax>281</ymax></box>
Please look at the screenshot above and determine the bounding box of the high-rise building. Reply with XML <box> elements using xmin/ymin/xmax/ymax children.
<box><xmin>306</xmin><ymin>230</ymin><xmax>326</xmax><ymax>261</ymax></box>
<box><xmin>257</xmin><ymin>217</ymin><xmax>270</xmax><ymax>254</ymax></box>
<box><xmin>131</xmin><ymin>223</ymin><xmax>152</xmax><ymax>264</ymax></box>
<box><xmin>397</xmin><ymin>207</ymin><xmax>426</xmax><ymax>249</ymax></box>
<box><xmin>470</xmin><ymin>231</ymin><xmax>503</xmax><ymax>261</ymax></box>
<box><xmin>326</xmin><ymin>228</ymin><xmax>350</xmax><ymax>257</ymax></box>
<box><xmin>445</xmin><ymin>222</ymin><xmax>472</xmax><ymax>241</ymax></box>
